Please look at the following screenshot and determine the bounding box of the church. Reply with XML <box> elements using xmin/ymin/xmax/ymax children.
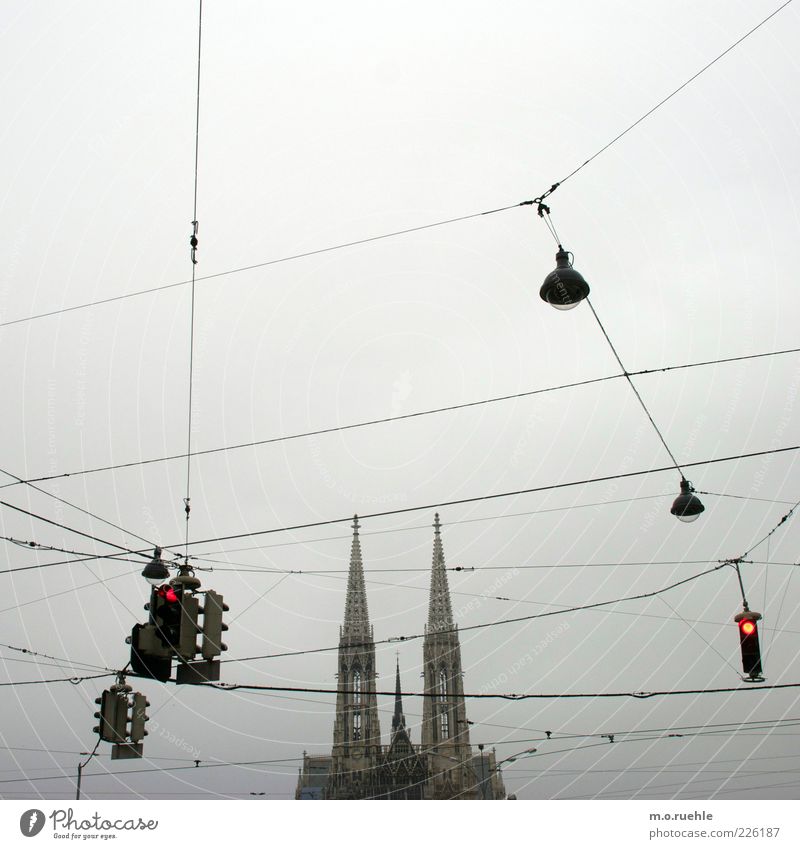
<box><xmin>295</xmin><ymin>514</ymin><xmax>507</xmax><ymax>800</ymax></box>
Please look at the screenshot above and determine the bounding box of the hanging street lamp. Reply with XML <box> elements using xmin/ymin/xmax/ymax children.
<box><xmin>670</xmin><ymin>478</ymin><xmax>705</xmax><ymax>523</ymax></box>
<box><xmin>540</xmin><ymin>248</ymin><xmax>590</xmax><ymax>310</ymax></box>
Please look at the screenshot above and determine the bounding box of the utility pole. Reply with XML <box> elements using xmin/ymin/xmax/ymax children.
<box><xmin>75</xmin><ymin>751</ymin><xmax>97</xmax><ymax>800</ymax></box>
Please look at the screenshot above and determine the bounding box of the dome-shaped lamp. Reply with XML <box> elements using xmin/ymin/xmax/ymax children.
<box><xmin>141</xmin><ymin>547</ymin><xmax>170</xmax><ymax>585</ymax></box>
<box><xmin>670</xmin><ymin>479</ymin><xmax>705</xmax><ymax>523</ymax></box>
<box><xmin>540</xmin><ymin>249</ymin><xmax>590</xmax><ymax>310</ymax></box>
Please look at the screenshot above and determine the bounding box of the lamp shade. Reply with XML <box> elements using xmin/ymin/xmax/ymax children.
<box><xmin>141</xmin><ymin>547</ymin><xmax>170</xmax><ymax>585</ymax></box>
<box><xmin>671</xmin><ymin>479</ymin><xmax>704</xmax><ymax>522</ymax></box>
<box><xmin>540</xmin><ymin>249</ymin><xmax>589</xmax><ymax>310</ymax></box>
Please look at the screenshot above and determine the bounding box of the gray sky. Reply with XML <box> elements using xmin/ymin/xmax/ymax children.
<box><xmin>1</xmin><ymin>0</ymin><xmax>799</xmax><ymax>801</ymax></box>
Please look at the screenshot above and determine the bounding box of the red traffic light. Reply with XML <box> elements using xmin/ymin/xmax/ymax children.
<box><xmin>733</xmin><ymin>609</ymin><xmax>764</xmax><ymax>682</ymax></box>
<box><xmin>158</xmin><ymin>585</ymin><xmax>179</xmax><ymax>604</ymax></box>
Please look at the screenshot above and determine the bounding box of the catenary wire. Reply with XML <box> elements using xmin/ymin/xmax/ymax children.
<box><xmin>0</xmin><ymin>467</ymin><xmax>160</xmax><ymax>554</ymax></box>
<box><xmin>219</xmin><ymin>561</ymin><xmax>733</xmax><ymax>663</ymax></box>
<box><xmin>0</xmin><ymin>499</ymin><xmax>149</xmax><ymax>559</ymax></box>
<box><xmin>2</xmin><ymin>446</ymin><xmax>797</xmax><ymax>580</ymax></box>
<box><xmin>166</xmin><ymin>444</ymin><xmax>800</xmax><ymax>552</ymax></box>
<box><xmin>0</xmin><ymin>2</ymin><xmax>793</xmax><ymax>333</ymax></box>
<box><xmin>0</xmin><ymin>720</ymin><xmax>797</xmax><ymax>787</ymax></box>
<box><xmin>0</xmin><ymin>202</ymin><xmax>529</xmax><ymax>331</ymax></box>
<box><xmin>551</xmin><ymin>0</ymin><xmax>796</xmax><ymax>189</ymax></box>
<box><xmin>184</xmin><ymin>0</ymin><xmax>204</xmax><ymax>559</ymax></box>
<box><xmin>6</xmin><ymin>345</ymin><xmax>798</xmax><ymax>488</ymax></box>
<box><xmin>586</xmin><ymin>298</ymin><xmax>684</xmax><ymax>475</ymax></box>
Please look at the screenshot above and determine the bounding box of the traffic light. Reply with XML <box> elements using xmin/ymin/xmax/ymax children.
<box><xmin>93</xmin><ymin>690</ymin><xmax>127</xmax><ymax>742</ymax></box>
<box><xmin>734</xmin><ymin>610</ymin><xmax>764</xmax><ymax>681</ymax></box>
<box><xmin>129</xmin><ymin>623</ymin><xmax>172</xmax><ymax>682</ymax></box>
<box><xmin>177</xmin><ymin>592</ymin><xmax>200</xmax><ymax>660</ymax></box>
<box><xmin>151</xmin><ymin>584</ymin><xmax>183</xmax><ymax>648</ymax></box>
<box><xmin>201</xmin><ymin>590</ymin><xmax>229</xmax><ymax>660</ymax></box>
<box><xmin>150</xmin><ymin>584</ymin><xmax>200</xmax><ymax>659</ymax></box>
<box><xmin>128</xmin><ymin>692</ymin><xmax>150</xmax><ymax>743</ymax></box>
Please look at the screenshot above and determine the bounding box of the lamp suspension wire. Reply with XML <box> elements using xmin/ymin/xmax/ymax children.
<box><xmin>537</xmin><ymin>204</ymin><xmax>562</xmax><ymax>249</ymax></box>
<box><xmin>585</xmin><ymin>297</ymin><xmax>685</xmax><ymax>477</ymax></box>
<box><xmin>732</xmin><ymin>560</ymin><xmax>750</xmax><ymax>610</ymax></box>
<box><xmin>184</xmin><ymin>0</ymin><xmax>204</xmax><ymax>560</ymax></box>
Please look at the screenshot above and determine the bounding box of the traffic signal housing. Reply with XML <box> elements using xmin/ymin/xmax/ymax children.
<box><xmin>201</xmin><ymin>590</ymin><xmax>229</xmax><ymax>660</ymax></box>
<box><xmin>128</xmin><ymin>692</ymin><xmax>150</xmax><ymax>743</ymax></box>
<box><xmin>151</xmin><ymin>584</ymin><xmax>183</xmax><ymax>649</ymax></box>
<box><xmin>734</xmin><ymin>610</ymin><xmax>764</xmax><ymax>682</ymax></box>
<box><xmin>129</xmin><ymin>623</ymin><xmax>173</xmax><ymax>682</ymax></box>
<box><xmin>150</xmin><ymin>584</ymin><xmax>200</xmax><ymax>660</ymax></box>
<box><xmin>93</xmin><ymin>690</ymin><xmax>128</xmax><ymax>743</ymax></box>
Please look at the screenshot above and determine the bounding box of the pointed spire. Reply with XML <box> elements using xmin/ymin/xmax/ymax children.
<box><xmin>342</xmin><ymin>515</ymin><xmax>370</xmax><ymax>640</ymax></box>
<box><xmin>427</xmin><ymin>512</ymin><xmax>454</xmax><ymax>633</ymax></box>
<box><xmin>392</xmin><ymin>655</ymin><xmax>406</xmax><ymax>733</ymax></box>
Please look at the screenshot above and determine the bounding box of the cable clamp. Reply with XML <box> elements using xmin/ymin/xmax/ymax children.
<box><xmin>184</xmin><ymin>497</ymin><xmax>191</xmax><ymax>517</ymax></box>
<box><xmin>532</xmin><ymin>182</ymin><xmax>560</xmax><ymax>212</ymax></box>
<box><xmin>190</xmin><ymin>220</ymin><xmax>199</xmax><ymax>264</ymax></box>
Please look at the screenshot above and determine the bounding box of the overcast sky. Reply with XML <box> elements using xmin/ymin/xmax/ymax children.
<box><xmin>1</xmin><ymin>0</ymin><xmax>799</xmax><ymax>802</ymax></box>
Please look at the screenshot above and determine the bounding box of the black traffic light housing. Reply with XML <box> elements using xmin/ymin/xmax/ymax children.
<box><xmin>129</xmin><ymin>623</ymin><xmax>173</xmax><ymax>682</ymax></box>
<box><xmin>149</xmin><ymin>583</ymin><xmax>200</xmax><ymax>659</ymax></box>
<box><xmin>151</xmin><ymin>584</ymin><xmax>183</xmax><ymax>649</ymax></box>
<box><xmin>128</xmin><ymin>692</ymin><xmax>150</xmax><ymax>743</ymax></box>
<box><xmin>201</xmin><ymin>590</ymin><xmax>229</xmax><ymax>660</ymax></box>
<box><xmin>734</xmin><ymin>609</ymin><xmax>764</xmax><ymax>682</ymax></box>
<box><xmin>93</xmin><ymin>690</ymin><xmax>127</xmax><ymax>742</ymax></box>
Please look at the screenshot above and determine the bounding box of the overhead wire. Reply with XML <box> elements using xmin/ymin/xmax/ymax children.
<box><xmin>219</xmin><ymin>560</ymin><xmax>733</xmax><ymax>664</ymax></box>
<box><xmin>7</xmin><ymin>446</ymin><xmax>794</xmax><ymax>573</ymax></box>
<box><xmin>185</xmin><ymin>488</ymin><xmax>796</xmax><ymax>561</ymax></box>
<box><xmin>550</xmin><ymin>0</ymin><xmax>796</xmax><ymax>190</ymax></box>
<box><xmin>164</xmin><ymin>444</ymin><xmax>800</xmax><ymax>552</ymax></box>
<box><xmin>0</xmin><ymin>499</ymin><xmax>148</xmax><ymax>560</ymax></box>
<box><xmin>0</xmin><ymin>202</ymin><xmax>530</xmax><ymax>331</ymax></box>
<box><xmin>183</xmin><ymin>0</ymin><xmax>204</xmax><ymax>560</ymax></box>
<box><xmin>1</xmin><ymin>719</ymin><xmax>798</xmax><ymax>789</ymax></box>
<box><xmin>0</xmin><ymin>642</ymin><xmax>116</xmax><ymax>674</ymax></box>
<box><xmin>586</xmin><ymin>299</ymin><xmax>684</xmax><ymax>476</ymax></box>
<box><xmin>0</xmin><ymin>673</ymin><xmax>112</xmax><ymax>688</ymax></box>
<box><xmin>0</xmin><ymin>1</ymin><xmax>793</xmax><ymax>335</ymax></box>
<box><xmin>4</xmin><ymin>345</ymin><xmax>798</xmax><ymax>488</ymax></box>
<box><xmin>0</xmin><ymin>467</ymin><xmax>160</xmax><ymax>554</ymax></box>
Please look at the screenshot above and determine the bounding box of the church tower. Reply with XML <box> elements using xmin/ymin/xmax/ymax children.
<box><xmin>421</xmin><ymin>514</ymin><xmax>478</xmax><ymax>799</ymax></box>
<box><xmin>328</xmin><ymin>516</ymin><xmax>382</xmax><ymax>798</ymax></box>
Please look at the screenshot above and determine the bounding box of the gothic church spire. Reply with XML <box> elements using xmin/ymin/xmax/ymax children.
<box><xmin>329</xmin><ymin>515</ymin><xmax>381</xmax><ymax>797</ymax></box>
<box><xmin>392</xmin><ymin>656</ymin><xmax>406</xmax><ymax>734</ymax></box>
<box><xmin>421</xmin><ymin>513</ymin><xmax>477</xmax><ymax>798</ymax></box>
<box><xmin>341</xmin><ymin>515</ymin><xmax>370</xmax><ymax>641</ymax></box>
<box><xmin>427</xmin><ymin>513</ymin><xmax>454</xmax><ymax>632</ymax></box>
